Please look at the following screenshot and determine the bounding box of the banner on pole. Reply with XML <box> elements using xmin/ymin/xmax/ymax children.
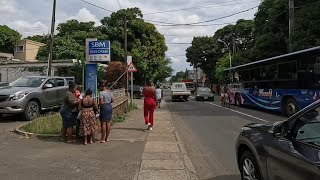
<box><xmin>85</xmin><ymin>63</ymin><xmax>97</xmax><ymax>99</ymax></box>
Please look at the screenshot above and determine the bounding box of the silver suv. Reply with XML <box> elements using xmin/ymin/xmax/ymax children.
<box><xmin>0</xmin><ymin>76</ymin><xmax>68</xmax><ymax>120</ymax></box>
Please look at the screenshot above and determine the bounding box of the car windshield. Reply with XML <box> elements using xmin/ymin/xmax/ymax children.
<box><xmin>10</xmin><ymin>77</ymin><xmax>46</xmax><ymax>87</ymax></box>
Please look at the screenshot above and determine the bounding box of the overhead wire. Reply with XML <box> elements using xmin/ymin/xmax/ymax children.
<box><xmin>144</xmin><ymin>0</ymin><xmax>260</xmax><ymax>15</ymax></box>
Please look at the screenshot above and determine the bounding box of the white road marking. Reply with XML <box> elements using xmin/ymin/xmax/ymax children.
<box><xmin>206</xmin><ymin>102</ymin><xmax>269</xmax><ymax>123</ymax></box>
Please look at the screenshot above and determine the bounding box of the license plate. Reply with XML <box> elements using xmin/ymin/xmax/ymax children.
<box><xmin>180</xmin><ymin>96</ymin><xmax>183</xmax><ymax>98</ymax></box>
<box><xmin>204</xmin><ymin>96</ymin><xmax>208</xmax><ymax>100</ymax></box>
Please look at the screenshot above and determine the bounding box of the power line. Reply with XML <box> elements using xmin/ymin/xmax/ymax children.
<box><xmin>116</xmin><ymin>0</ymin><xmax>122</xmax><ymax>10</ymax></box>
<box><xmin>295</xmin><ymin>1</ymin><xmax>320</xmax><ymax>9</ymax></box>
<box><xmin>152</xmin><ymin>21</ymin><xmax>237</xmax><ymax>27</ymax></box>
<box><xmin>144</xmin><ymin>0</ymin><xmax>260</xmax><ymax>15</ymax></box>
<box><xmin>80</xmin><ymin>0</ymin><xmax>115</xmax><ymax>13</ymax></box>
<box><xmin>143</xmin><ymin>6</ymin><xmax>258</xmax><ymax>26</ymax></box>
<box><xmin>167</xmin><ymin>43</ymin><xmax>191</xmax><ymax>45</ymax></box>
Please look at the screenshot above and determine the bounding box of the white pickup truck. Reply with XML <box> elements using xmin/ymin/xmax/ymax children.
<box><xmin>171</xmin><ymin>82</ymin><xmax>191</xmax><ymax>101</ymax></box>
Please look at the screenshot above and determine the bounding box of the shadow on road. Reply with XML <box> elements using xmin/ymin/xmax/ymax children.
<box><xmin>112</xmin><ymin>127</ymin><xmax>146</xmax><ymax>132</ymax></box>
<box><xmin>203</xmin><ymin>174</ymin><xmax>240</xmax><ymax>180</ymax></box>
<box><xmin>0</xmin><ymin>114</ymin><xmax>23</xmax><ymax>123</ymax></box>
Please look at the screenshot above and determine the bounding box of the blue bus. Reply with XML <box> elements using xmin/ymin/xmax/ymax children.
<box><xmin>224</xmin><ymin>46</ymin><xmax>320</xmax><ymax>117</ymax></box>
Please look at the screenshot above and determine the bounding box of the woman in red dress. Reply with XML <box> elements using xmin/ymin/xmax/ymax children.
<box><xmin>143</xmin><ymin>80</ymin><xmax>157</xmax><ymax>130</ymax></box>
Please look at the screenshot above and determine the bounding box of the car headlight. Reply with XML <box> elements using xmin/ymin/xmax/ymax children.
<box><xmin>9</xmin><ymin>93</ymin><xmax>27</xmax><ymax>100</ymax></box>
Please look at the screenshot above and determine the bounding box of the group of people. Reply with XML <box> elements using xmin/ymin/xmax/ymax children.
<box><xmin>59</xmin><ymin>79</ymin><xmax>163</xmax><ymax>144</ymax></box>
<box><xmin>59</xmin><ymin>81</ymin><xmax>114</xmax><ymax>145</ymax></box>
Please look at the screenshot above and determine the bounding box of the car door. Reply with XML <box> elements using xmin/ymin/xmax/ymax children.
<box><xmin>55</xmin><ymin>78</ymin><xmax>67</xmax><ymax>106</ymax></box>
<box><xmin>267</xmin><ymin>107</ymin><xmax>320</xmax><ymax>180</ymax></box>
<box><xmin>41</xmin><ymin>78</ymin><xmax>57</xmax><ymax>108</ymax></box>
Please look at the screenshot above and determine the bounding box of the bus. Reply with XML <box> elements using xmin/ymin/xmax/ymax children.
<box><xmin>223</xmin><ymin>46</ymin><xmax>320</xmax><ymax>117</ymax></box>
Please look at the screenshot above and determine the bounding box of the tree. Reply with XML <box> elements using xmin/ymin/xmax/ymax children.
<box><xmin>26</xmin><ymin>35</ymin><xmax>49</xmax><ymax>44</ymax></box>
<box><xmin>104</xmin><ymin>61</ymin><xmax>127</xmax><ymax>89</ymax></box>
<box><xmin>100</xmin><ymin>8</ymin><xmax>170</xmax><ymax>84</ymax></box>
<box><xmin>186</xmin><ymin>36</ymin><xmax>219</xmax><ymax>85</ymax></box>
<box><xmin>171</xmin><ymin>71</ymin><xmax>186</xmax><ymax>82</ymax></box>
<box><xmin>290</xmin><ymin>1</ymin><xmax>320</xmax><ymax>51</ymax></box>
<box><xmin>215</xmin><ymin>54</ymin><xmax>230</xmax><ymax>83</ymax></box>
<box><xmin>0</xmin><ymin>25</ymin><xmax>21</xmax><ymax>53</ymax></box>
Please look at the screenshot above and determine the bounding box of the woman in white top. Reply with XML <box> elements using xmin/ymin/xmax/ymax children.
<box><xmin>156</xmin><ymin>85</ymin><xmax>163</xmax><ymax>108</ymax></box>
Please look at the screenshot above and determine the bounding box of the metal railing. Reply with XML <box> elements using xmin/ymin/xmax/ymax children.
<box><xmin>112</xmin><ymin>88</ymin><xmax>126</xmax><ymax>99</ymax></box>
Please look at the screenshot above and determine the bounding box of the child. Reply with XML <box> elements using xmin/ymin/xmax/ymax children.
<box><xmin>73</xmin><ymin>84</ymin><xmax>82</xmax><ymax>138</ymax></box>
<box><xmin>156</xmin><ymin>85</ymin><xmax>163</xmax><ymax>108</ymax></box>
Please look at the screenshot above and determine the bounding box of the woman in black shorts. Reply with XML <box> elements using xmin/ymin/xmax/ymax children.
<box><xmin>99</xmin><ymin>81</ymin><xmax>114</xmax><ymax>143</ymax></box>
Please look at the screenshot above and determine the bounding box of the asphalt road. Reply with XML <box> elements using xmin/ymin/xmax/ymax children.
<box><xmin>164</xmin><ymin>90</ymin><xmax>286</xmax><ymax>180</ymax></box>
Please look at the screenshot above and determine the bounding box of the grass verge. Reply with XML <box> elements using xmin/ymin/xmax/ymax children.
<box><xmin>20</xmin><ymin>102</ymin><xmax>139</xmax><ymax>134</ymax></box>
<box><xmin>20</xmin><ymin>114</ymin><xmax>61</xmax><ymax>134</ymax></box>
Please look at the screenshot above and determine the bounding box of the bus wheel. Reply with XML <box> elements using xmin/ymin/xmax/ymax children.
<box><xmin>235</xmin><ymin>94</ymin><xmax>241</xmax><ymax>107</ymax></box>
<box><xmin>284</xmin><ymin>98</ymin><xmax>298</xmax><ymax>117</ymax></box>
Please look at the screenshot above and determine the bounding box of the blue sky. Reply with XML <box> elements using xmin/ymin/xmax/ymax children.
<box><xmin>0</xmin><ymin>0</ymin><xmax>261</xmax><ymax>73</ymax></box>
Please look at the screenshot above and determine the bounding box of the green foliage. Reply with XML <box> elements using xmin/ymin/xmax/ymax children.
<box><xmin>34</xmin><ymin>8</ymin><xmax>171</xmax><ymax>85</ymax></box>
<box><xmin>171</xmin><ymin>71</ymin><xmax>187</xmax><ymax>82</ymax></box>
<box><xmin>186</xmin><ymin>36</ymin><xmax>219</xmax><ymax>83</ymax></box>
<box><xmin>0</xmin><ymin>25</ymin><xmax>21</xmax><ymax>53</ymax></box>
<box><xmin>215</xmin><ymin>54</ymin><xmax>230</xmax><ymax>83</ymax></box>
<box><xmin>26</xmin><ymin>35</ymin><xmax>48</xmax><ymax>44</ymax></box>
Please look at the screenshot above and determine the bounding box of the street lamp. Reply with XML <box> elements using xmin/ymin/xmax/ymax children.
<box><xmin>218</xmin><ymin>39</ymin><xmax>232</xmax><ymax>69</ymax></box>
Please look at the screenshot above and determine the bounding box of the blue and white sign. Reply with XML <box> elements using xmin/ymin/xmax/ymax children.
<box><xmin>85</xmin><ymin>64</ymin><xmax>97</xmax><ymax>98</ymax></box>
<box><xmin>87</xmin><ymin>40</ymin><xmax>111</xmax><ymax>62</ymax></box>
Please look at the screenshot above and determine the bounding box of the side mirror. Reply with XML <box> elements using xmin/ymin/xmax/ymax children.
<box><xmin>269</xmin><ymin>122</ymin><xmax>288</xmax><ymax>138</ymax></box>
<box><xmin>43</xmin><ymin>83</ymin><xmax>53</xmax><ymax>89</ymax></box>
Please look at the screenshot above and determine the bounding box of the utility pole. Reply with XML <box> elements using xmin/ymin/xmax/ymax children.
<box><xmin>195</xmin><ymin>66</ymin><xmax>198</xmax><ymax>91</ymax></box>
<box><xmin>289</xmin><ymin>0</ymin><xmax>294</xmax><ymax>48</ymax></box>
<box><xmin>48</xmin><ymin>0</ymin><xmax>56</xmax><ymax>76</ymax></box>
<box><xmin>124</xmin><ymin>16</ymin><xmax>128</xmax><ymax>93</ymax></box>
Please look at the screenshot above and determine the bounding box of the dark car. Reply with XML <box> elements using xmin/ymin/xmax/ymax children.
<box><xmin>129</xmin><ymin>85</ymin><xmax>142</xmax><ymax>99</ymax></box>
<box><xmin>236</xmin><ymin>100</ymin><xmax>320</xmax><ymax>180</ymax></box>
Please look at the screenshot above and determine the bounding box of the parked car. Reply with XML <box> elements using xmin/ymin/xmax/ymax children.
<box><xmin>236</xmin><ymin>100</ymin><xmax>320</xmax><ymax>180</ymax></box>
<box><xmin>171</xmin><ymin>82</ymin><xmax>191</xmax><ymax>101</ymax></box>
<box><xmin>195</xmin><ymin>87</ymin><xmax>214</xmax><ymax>101</ymax></box>
<box><xmin>0</xmin><ymin>76</ymin><xmax>68</xmax><ymax>120</ymax></box>
<box><xmin>129</xmin><ymin>85</ymin><xmax>143</xmax><ymax>99</ymax></box>
<box><xmin>0</xmin><ymin>82</ymin><xmax>9</xmax><ymax>88</ymax></box>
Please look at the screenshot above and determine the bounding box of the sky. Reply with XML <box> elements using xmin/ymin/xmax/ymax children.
<box><xmin>0</xmin><ymin>0</ymin><xmax>262</xmax><ymax>73</ymax></box>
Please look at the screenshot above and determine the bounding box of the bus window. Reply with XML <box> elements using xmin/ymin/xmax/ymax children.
<box><xmin>279</xmin><ymin>61</ymin><xmax>297</xmax><ymax>80</ymax></box>
<box><xmin>265</xmin><ymin>65</ymin><xmax>278</xmax><ymax>80</ymax></box>
<box><xmin>239</xmin><ymin>70</ymin><xmax>250</xmax><ymax>82</ymax></box>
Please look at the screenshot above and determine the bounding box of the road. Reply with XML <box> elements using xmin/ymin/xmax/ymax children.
<box><xmin>164</xmin><ymin>89</ymin><xmax>286</xmax><ymax>180</ymax></box>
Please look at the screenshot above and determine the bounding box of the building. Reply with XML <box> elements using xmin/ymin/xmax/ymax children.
<box><xmin>0</xmin><ymin>52</ymin><xmax>14</xmax><ymax>61</ymax></box>
<box><xmin>14</xmin><ymin>39</ymin><xmax>45</xmax><ymax>61</ymax></box>
<box><xmin>0</xmin><ymin>60</ymin><xmax>74</xmax><ymax>83</ymax></box>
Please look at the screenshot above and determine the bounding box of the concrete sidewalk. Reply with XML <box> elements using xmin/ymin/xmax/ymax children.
<box><xmin>135</xmin><ymin>100</ymin><xmax>198</xmax><ymax>180</ymax></box>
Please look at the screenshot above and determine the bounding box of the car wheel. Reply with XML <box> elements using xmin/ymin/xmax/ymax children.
<box><xmin>209</xmin><ymin>97</ymin><xmax>214</xmax><ymax>101</ymax></box>
<box><xmin>240</xmin><ymin>151</ymin><xmax>262</xmax><ymax>180</ymax></box>
<box><xmin>284</xmin><ymin>98</ymin><xmax>298</xmax><ymax>117</ymax></box>
<box><xmin>24</xmin><ymin>101</ymin><xmax>40</xmax><ymax>121</ymax></box>
<box><xmin>172</xmin><ymin>97</ymin><xmax>175</xmax><ymax>102</ymax></box>
<box><xmin>133</xmin><ymin>93</ymin><xmax>138</xmax><ymax>99</ymax></box>
<box><xmin>184</xmin><ymin>97</ymin><xmax>189</xmax><ymax>101</ymax></box>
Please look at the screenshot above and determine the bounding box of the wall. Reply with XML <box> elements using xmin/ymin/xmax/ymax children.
<box><xmin>14</xmin><ymin>40</ymin><xmax>26</xmax><ymax>61</ymax></box>
<box><xmin>25</xmin><ymin>41</ymin><xmax>43</xmax><ymax>61</ymax></box>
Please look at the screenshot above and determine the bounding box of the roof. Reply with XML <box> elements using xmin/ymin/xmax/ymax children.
<box><xmin>225</xmin><ymin>46</ymin><xmax>320</xmax><ymax>71</ymax></box>
<box><xmin>20</xmin><ymin>39</ymin><xmax>46</xmax><ymax>46</ymax></box>
<box><xmin>0</xmin><ymin>52</ymin><xmax>14</xmax><ymax>57</ymax></box>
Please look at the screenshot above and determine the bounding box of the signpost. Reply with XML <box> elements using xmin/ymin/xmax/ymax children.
<box><xmin>85</xmin><ymin>63</ymin><xmax>98</xmax><ymax>99</ymax></box>
<box><xmin>128</xmin><ymin>63</ymin><xmax>138</xmax><ymax>103</ymax></box>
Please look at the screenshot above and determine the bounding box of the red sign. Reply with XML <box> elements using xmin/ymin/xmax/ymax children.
<box><xmin>128</xmin><ymin>63</ymin><xmax>138</xmax><ymax>72</ymax></box>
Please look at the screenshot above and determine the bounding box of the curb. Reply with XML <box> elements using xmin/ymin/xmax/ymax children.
<box><xmin>13</xmin><ymin>98</ymin><xmax>130</xmax><ymax>138</ymax></box>
<box><xmin>164</xmin><ymin>101</ymin><xmax>199</xmax><ymax>180</ymax></box>
<box><xmin>14</xmin><ymin>123</ymin><xmax>60</xmax><ymax>137</ymax></box>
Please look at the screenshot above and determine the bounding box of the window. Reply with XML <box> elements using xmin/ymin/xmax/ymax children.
<box><xmin>239</xmin><ymin>70</ymin><xmax>250</xmax><ymax>81</ymax></box>
<box><xmin>56</xmin><ymin>78</ymin><xmax>65</xmax><ymax>87</ymax></box>
<box><xmin>295</xmin><ymin>107</ymin><xmax>320</xmax><ymax>146</ymax></box>
<box><xmin>16</xmin><ymin>46</ymin><xmax>24</xmax><ymax>52</ymax></box>
<box><xmin>263</xmin><ymin>65</ymin><xmax>277</xmax><ymax>80</ymax></box>
<box><xmin>45</xmin><ymin>79</ymin><xmax>56</xmax><ymax>87</ymax></box>
<box><xmin>278</xmin><ymin>61</ymin><xmax>297</xmax><ymax>80</ymax></box>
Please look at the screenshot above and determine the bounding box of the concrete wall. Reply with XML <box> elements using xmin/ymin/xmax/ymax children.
<box><xmin>14</xmin><ymin>40</ymin><xmax>26</xmax><ymax>61</ymax></box>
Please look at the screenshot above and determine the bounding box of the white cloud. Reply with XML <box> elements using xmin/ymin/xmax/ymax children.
<box><xmin>69</xmin><ymin>8</ymin><xmax>101</xmax><ymax>26</ymax></box>
<box><xmin>8</xmin><ymin>21</ymin><xmax>49</xmax><ymax>37</ymax></box>
<box><xmin>0</xmin><ymin>0</ymin><xmax>261</xmax><ymax>73</ymax></box>
<box><xmin>0</xmin><ymin>0</ymin><xmax>17</xmax><ymax>18</ymax></box>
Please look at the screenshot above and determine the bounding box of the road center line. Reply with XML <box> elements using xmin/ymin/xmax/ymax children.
<box><xmin>206</xmin><ymin>102</ymin><xmax>269</xmax><ymax>123</ymax></box>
